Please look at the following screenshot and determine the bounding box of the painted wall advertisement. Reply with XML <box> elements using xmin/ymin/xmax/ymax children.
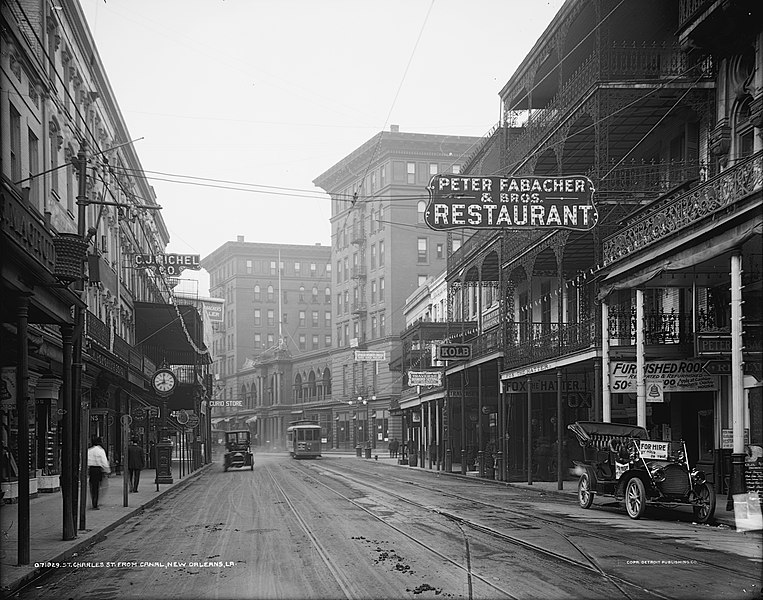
<box><xmin>609</xmin><ymin>360</ymin><xmax>718</xmax><ymax>401</ymax></box>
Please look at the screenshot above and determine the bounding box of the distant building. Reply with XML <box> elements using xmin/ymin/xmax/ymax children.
<box><xmin>201</xmin><ymin>237</ymin><xmax>332</xmax><ymax>447</ymax></box>
<box><xmin>313</xmin><ymin>126</ymin><xmax>481</xmax><ymax>450</ymax></box>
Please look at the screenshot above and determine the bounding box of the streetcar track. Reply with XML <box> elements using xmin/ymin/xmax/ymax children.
<box><xmin>284</xmin><ymin>461</ymin><xmax>642</xmax><ymax>600</ymax></box>
<box><xmin>323</xmin><ymin>458</ymin><xmax>758</xmax><ymax>581</ymax></box>
<box><xmin>263</xmin><ymin>464</ymin><xmax>358</xmax><ymax>600</ymax></box>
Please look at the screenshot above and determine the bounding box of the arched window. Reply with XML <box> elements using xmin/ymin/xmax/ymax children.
<box><xmin>735</xmin><ymin>96</ymin><xmax>755</xmax><ymax>160</ymax></box>
<box><xmin>417</xmin><ymin>200</ymin><xmax>426</xmax><ymax>224</ymax></box>
<box><xmin>267</xmin><ymin>285</ymin><xmax>274</xmax><ymax>302</ymax></box>
<box><xmin>253</xmin><ymin>285</ymin><xmax>261</xmax><ymax>301</ymax></box>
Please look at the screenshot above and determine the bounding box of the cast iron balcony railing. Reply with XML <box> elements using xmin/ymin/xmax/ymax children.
<box><xmin>351</xmin><ymin>266</ymin><xmax>367</xmax><ymax>279</ymax></box>
<box><xmin>503</xmin><ymin>318</ymin><xmax>597</xmax><ymax>368</ymax></box>
<box><xmin>608</xmin><ymin>307</ymin><xmax>694</xmax><ymax>345</ymax></box>
<box><xmin>603</xmin><ymin>151</ymin><xmax>763</xmax><ymax>266</ymax></box>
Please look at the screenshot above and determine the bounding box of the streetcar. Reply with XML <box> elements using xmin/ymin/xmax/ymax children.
<box><xmin>286</xmin><ymin>420</ymin><xmax>322</xmax><ymax>459</ymax></box>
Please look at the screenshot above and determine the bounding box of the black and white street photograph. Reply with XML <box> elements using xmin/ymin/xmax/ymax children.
<box><xmin>1</xmin><ymin>1</ymin><xmax>762</xmax><ymax>599</ymax></box>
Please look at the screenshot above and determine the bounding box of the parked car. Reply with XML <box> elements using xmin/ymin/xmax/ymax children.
<box><xmin>223</xmin><ymin>430</ymin><xmax>254</xmax><ymax>471</ymax></box>
<box><xmin>568</xmin><ymin>421</ymin><xmax>716</xmax><ymax>523</ymax></box>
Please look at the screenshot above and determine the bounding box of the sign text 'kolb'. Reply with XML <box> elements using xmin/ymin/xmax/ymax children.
<box><xmin>425</xmin><ymin>175</ymin><xmax>597</xmax><ymax>231</ymax></box>
<box><xmin>437</xmin><ymin>344</ymin><xmax>472</xmax><ymax>361</ymax></box>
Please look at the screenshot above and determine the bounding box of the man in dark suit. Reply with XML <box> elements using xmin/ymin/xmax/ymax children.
<box><xmin>127</xmin><ymin>436</ymin><xmax>145</xmax><ymax>492</ymax></box>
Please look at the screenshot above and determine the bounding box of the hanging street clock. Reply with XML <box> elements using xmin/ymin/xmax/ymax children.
<box><xmin>152</xmin><ymin>369</ymin><xmax>178</xmax><ymax>396</ymax></box>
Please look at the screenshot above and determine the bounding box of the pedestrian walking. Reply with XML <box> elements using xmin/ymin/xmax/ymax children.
<box><xmin>127</xmin><ymin>436</ymin><xmax>145</xmax><ymax>492</ymax></box>
<box><xmin>87</xmin><ymin>437</ymin><xmax>110</xmax><ymax>509</ymax></box>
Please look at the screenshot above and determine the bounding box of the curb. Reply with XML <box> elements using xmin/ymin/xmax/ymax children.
<box><xmin>3</xmin><ymin>464</ymin><xmax>211</xmax><ymax>597</ymax></box>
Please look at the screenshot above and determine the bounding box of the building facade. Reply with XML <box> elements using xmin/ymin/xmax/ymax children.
<box><xmin>1</xmin><ymin>0</ymin><xmax>210</xmax><ymax>557</ymax></box>
<box><xmin>313</xmin><ymin>126</ymin><xmax>480</xmax><ymax>451</ymax></box>
<box><xmin>394</xmin><ymin>0</ymin><xmax>762</xmax><ymax>501</ymax></box>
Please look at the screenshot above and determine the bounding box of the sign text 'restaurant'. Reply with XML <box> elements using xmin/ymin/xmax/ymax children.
<box><xmin>425</xmin><ymin>175</ymin><xmax>597</xmax><ymax>231</ymax></box>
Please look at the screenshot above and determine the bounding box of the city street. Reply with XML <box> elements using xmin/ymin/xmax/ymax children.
<box><xmin>12</xmin><ymin>453</ymin><xmax>762</xmax><ymax>600</ymax></box>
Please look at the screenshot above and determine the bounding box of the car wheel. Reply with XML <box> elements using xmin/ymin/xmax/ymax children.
<box><xmin>693</xmin><ymin>482</ymin><xmax>716</xmax><ymax>524</ymax></box>
<box><xmin>625</xmin><ymin>477</ymin><xmax>646</xmax><ymax>519</ymax></box>
<box><xmin>578</xmin><ymin>472</ymin><xmax>595</xmax><ymax>509</ymax></box>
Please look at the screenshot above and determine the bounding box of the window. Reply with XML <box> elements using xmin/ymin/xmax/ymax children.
<box><xmin>371</xmin><ymin>316</ymin><xmax>377</xmax><ymax>339</ymax></box>
<box><xmin>370</xmin><ymin>209</ymin><xmax>376</xmax><ymax>233</ymax></box>
<box><xmin>267</xmin><ymin>285</ymin><xmax>274</xmax><ymax>302</ymax></box>
<box><xmin>312</xmin><ymin>334</ymin><xmax>319</xmax><ymax>349</ymax></box>
<box><xmin>254</xmin><ymin>333</ymin><xmax>261</xmax><ymax>348</ymax></box>
<box><xmin>254</xmin><ymin>309</ymin><xmax>261</xmax><ymax>326</ymax></box>
<box><xmin>246</xmin><ymin>260</ymin><xmax>253</xmax><ymax>274</ymax></box>
<box><xmin>337</xmin><ymin>293</ymin><xmax>342</xmax><ymax>312</ymax></box>
<box><xmin>267</xmin><ymin>309</ymin><xmax>275</xmax><ymax>326</ymax></box>
<box><xmin>736</xmin><ymin>97</ymin><xmax>755</xmax><ymax>159</ymax></box>
<box><xmin>379</xmin><ymin>277</ymin><xmax>385</xmax><ymax>301</ymax></box>
<box><xmin>325</xmin><ymin>287</ymin><xmax>331</xmax><ymax>303</ymax></box>
<box><xmin>436</xmin><ymin>243</ymin><xmax>444</xmax><ymax>259</ymax></box>
<box><xmin>27</xmin><ymin>130</ymin><xmax>39</xmax><ymax>206</ymax></box>
<box><xmin>299</xmin><ymin>334</ymin><xmax>306</xmax><ymax>350</ymax></box>
<box><xmin>418</xmin><ymin>275</ymin><xmax>428</xmax><ymax>287</ymax></box>
<box><xmin>282</xmin><ymin>313</ymin><xmax>288</xmax><ymax>324</ymax></box>
<box><xmin>312</xmin><ymin>285</ymin><xmax>319</xmax><ymax>302</ymax></box>
<box><xmin>337</xmin><ymin>260</ymin><xmax>342</xmax><ymax>282</ymax></box>
<box><xmin>370</xmin><ymin>244</ymin><xmax>376</xmax><ymax>269</ymax></box>
<box><xmin>310</xmin><ymin>263</ymin><xmax>317</xmax><ymax>277</ymax></box>
<box><xmin>417</xmin><ymin>238</ymin><xmax>428</xmax><ymax>263</ymax></box>
<box><xmin>279</xmin><ymin>261</ymin><xmax>285</xmax><ymax>276</ymax></box>
<box><xmin>326</xmin><ymin>262</ymin><xmax>331</xmax><ymax>275</ymax></box>
<box><xmin>270</xmin><ymin>261</ymin><xmax>277</xmax><ymax>275</ymax></box>
<box><xmin>417</xmin><ymin>200</ymin><xmax>426</xmax><ymax>224</ymax></box>
<box><xmin>283</xmin><ymin>289</ymin><xmax>288</xmax><ymax>304</ymax></box>
<box><xmin>299</xmin><ymin>310</ymin><xmax>306</xmax><ymax>326</ymax></box>
<box><xmin>344</xmin><ymin>290</ymin><xmax>349</xmax><ymax>314</ymax></box>
<box><xmin>452</xmin><ymin>238</ymin><xmax>462</xmax><ymax>253</ymax></box>
<box><xmin>429</xmin><ymin>163</ymin><xmax>438</xmax><ymax>176</ymax></box>
<box><xmin>325</xmin><ymin>311</ymin><xmax>332</xmax><ymax>327</ymax></box>
<box><xmin>380</xmin><ymin>164</ymin><xmax>386</xmax><ymax>186</ymax></box>
<box><xmin>337</xmin><ymin>325</ymin><xmax>342</xmax><ymax>348</ymax></box>
<box><xmin>371</xmin><ymin>280</ymin><xmax>377</xmax><ymax>303</ymax></box>
<box><xmin>49</xmin><ymin>122</ymin><xmax>59</xmax><ymax>195</ymax></box>
<box><xmin>378</xmin><ymin>205</ymin><xmax>385</xmax><ymax>230</ymax></box>
<box><xmin>312</xmin><ymin>311</ymin><xmax>319</xmax><ymax>327</ymax></box>
<box><xmin>267</xmin><ymin>333</ymin><xmax>275</xmax><ymax>347</ymax></box>
<box><xmin>299</xmin><ymin>285</ymin><xmax>305</xmax><ymax>302</ymax></box>
<box><xmin>343</xmin><ymin>258</ymin><xmax>349</xmax><ymax>281</ymax></box>
<box><xmin>10</xmin><ymin>106</ymin><xmax>21</xmax><ymax>182</ymax></box>
<box><xmin>379</xmin><ymin>240</ymin><xmax>385</xmax><ymax>266</ymax></box>
<box><xmin>379</xmin><ymin>313</ymin><xmax>386</xmax><ymax>337</ymax></box>
<box><xmin>407</xmin><ymin>162</ymin><xmax>416</xmax><ymax>184</ymax></box>
<box><xmin>452</xmin><ymin>164</ymin><xmax>461</xmax><ymax>174</ymax></box>
<box><xmin>294</xmin><ymin>262</ymin><xmax>301</xmax><ymax>277</ymax></box>
<box><xmin>325</xmin><ymin>334</ymin><xmax>332</xmax><ymax>348</ymax></box>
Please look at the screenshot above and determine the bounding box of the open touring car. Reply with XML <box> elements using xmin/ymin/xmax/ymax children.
<box><xmin>568</xmin><ymin>421</ymin><xmax>715</xmax><ymax>523</ymax></box>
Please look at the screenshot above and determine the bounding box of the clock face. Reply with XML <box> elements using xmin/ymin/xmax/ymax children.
<box><xmin>153</xmin><ymin>370</ymin><xmax>176</xmax><ymax>393</ymax></box>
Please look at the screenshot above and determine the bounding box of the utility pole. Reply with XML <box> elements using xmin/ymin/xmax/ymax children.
<box><xmin>73</xmin><ymin>143</ymin><xmax>88</xmax><ymax>531</ymax></box>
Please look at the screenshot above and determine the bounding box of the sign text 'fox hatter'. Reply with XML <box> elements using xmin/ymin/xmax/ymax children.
<box><xmin>425</xmin><ymin>175</ymin><xmax>597</xmax><ymax>231</ymax></box>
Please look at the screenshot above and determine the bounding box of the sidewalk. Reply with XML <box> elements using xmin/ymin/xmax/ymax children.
<box><xmin>1</xmin><ymin>460</ymin><xmax>209</xmax><ymax>597</ymax></box>
<box><xmin>326</xmin><ymin>449</ymin><xmax>749</xmax><ymax>531</ymax></box>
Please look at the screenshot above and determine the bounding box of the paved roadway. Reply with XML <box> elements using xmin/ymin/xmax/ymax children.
<box><xmin>11</xmin><ymin>452</ymin><xmax>762</xmax><ymax>600</ymax></box>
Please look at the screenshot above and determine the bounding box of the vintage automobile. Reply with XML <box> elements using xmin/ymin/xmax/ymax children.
<box><xmin>568</xmin><ymin>421</ymin><xmax>716</xmax><ymax>523</ymax></box>
<box><xmin>223</xmin><ymin>430</ymin><xmax>254</xmax><ymax>471</ymax></box>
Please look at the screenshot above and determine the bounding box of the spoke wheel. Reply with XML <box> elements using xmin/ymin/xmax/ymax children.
<box><xmin>578</xmin><ymin>473</ymin><xmax>594</xmax><ymax>509</ymax></box>
<box><xmin>693</xmin><ymin>482</ymin><xmax>716</xmax><ymax>524</ymax></box>
<box><xmin>625</xmin><ymin>477</ymin><xmax>646</xmax><ymax>519</ymax></box>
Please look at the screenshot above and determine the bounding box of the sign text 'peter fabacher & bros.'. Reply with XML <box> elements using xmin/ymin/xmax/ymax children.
<box><xmin>425</xmin><ymin>175</ymin><xmax>597</xmax><ymax>231</ymax></box>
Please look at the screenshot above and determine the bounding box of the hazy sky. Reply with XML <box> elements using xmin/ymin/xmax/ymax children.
<box><xmin>80</xmin><ymin>0</ymin><xmax>564</xmax><ymax>296</ymax></box>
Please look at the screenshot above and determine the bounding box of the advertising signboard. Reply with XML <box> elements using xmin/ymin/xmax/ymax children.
<box><xmin>407</xmin><ymin>371</ymin><xmax>443</xmax><ymax>387</ymax></box>
<box><xmin>354</xmin><ymin>350</ymin><xmax>386</xmax><ymax>362</ymax></box>
<box><xmin>425</xmin><ymin>175</ymin><xmax>597</xmax><ymax>231</ymax></box>
<box><xmin>133</xmin><ymin>253</ymin><xmax>201</xmax><ymax>276</ymax></box>
<box><xmin>436</xmin><ymin>344</ymin><xmax>472</xmax><ymax>361</ymax></box>
<box><xmin>609</xmin><ymin>360</ymin><xmax>718</xmax><ymax>395</ymax></box>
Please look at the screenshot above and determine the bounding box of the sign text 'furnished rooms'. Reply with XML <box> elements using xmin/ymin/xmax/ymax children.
<box><xmin>425</xmin><ymin>175</ymin><xmax>597</xmax><ymax>231</ymax></box>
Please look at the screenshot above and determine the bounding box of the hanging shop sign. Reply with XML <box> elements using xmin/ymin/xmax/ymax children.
<box><xmin>609</xmin><ymin>360</ymin><xmax>718</xmax><ymax>395</ymax></box>
<box><xmin>407</xmin><ymin>371</ymin><xmax>443</xmax><ymax>387</ymax></box>
<box><xmin>205</xmin><ymin>303</ymin><xmax>224</xmax><ymax>322</ymax></box>
<box><xmin>354</xmin><ymin>350</ymin><xmax>386</xmax><ymax>362</ymax></box>
<box><xmin>425</xmin><ymin>175</ymin><xmax>597</xmax><ymax>231</ymax></box>
<box><xmin>436</xmin><ymin>344</ymin><xmax>472</xmax><ymax>361</ymax></box>
<box><xmin>133</xmin><ymin>253</ymin><xmax>201</xmax><ymax>276</ymax></box>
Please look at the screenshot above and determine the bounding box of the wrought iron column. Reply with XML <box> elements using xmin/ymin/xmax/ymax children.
<box><xmin>728</xmin><ymin>253</ymin><xmax>746</xmax><ymax>509</ymax></box>
<box><xmin>16</xmin><ymin>295</ymin><xmax>31</xmax><ymax>564</ymax></box>
<box><xmin>602</xmin><ymin>300</ymin><xmax>611</xmax><ymax>422</ymax></box>
<box><xmin>527</xmin><ymin>376</ymin><xmax>533</xmax><ymax>485</ymax></box>
<box><xmin>60</xmin><ymin>324</ymin><xmax>75</xmax><ymax>540</ymax></box>
<box><xmin>635</xmin><ymin>289</ymin><xmax>646</xmax><ymax>428</ymax></box>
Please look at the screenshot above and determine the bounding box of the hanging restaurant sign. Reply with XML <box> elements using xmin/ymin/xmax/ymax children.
<box><xmin>425</xmin><ymin>175</ymin><xmax>597</xmax><ymax>231</ymax></box>
<box><xmin>133</xmin><ymin>253</ymin><xmax>201</xmax><ymax>276</ymax></box>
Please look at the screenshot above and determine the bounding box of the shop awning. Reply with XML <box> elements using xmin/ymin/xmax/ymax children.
<box><xmin>211</xmin><ymin>417</ymin><xmax>230</xmax><ymax>425</ymax></box>
<box><xmin>135</xmin><ymin>301</ymin><xmax>211</xmax><ymax>366</ymax></box>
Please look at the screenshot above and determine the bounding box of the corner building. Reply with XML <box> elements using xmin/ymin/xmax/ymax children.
<box><xmin>313</xmin><ymin>126</ymin><xmax>480</xmax><ymax>452</ymax></box>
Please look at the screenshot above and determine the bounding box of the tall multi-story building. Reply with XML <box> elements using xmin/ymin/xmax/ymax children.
<box><xmin>1</xmin><ymin>0</ymin><xmax>210</xmax><ymax>550</ymax></box>
<box><xmin>201</xmin><ymin>237</ymin><xmax>332</xmax><ymax>446</ymax></box>
<box><xmin>313</xmin><ymin>126</ymin><xmax>481</xmax><ymax>450</ymax></box>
